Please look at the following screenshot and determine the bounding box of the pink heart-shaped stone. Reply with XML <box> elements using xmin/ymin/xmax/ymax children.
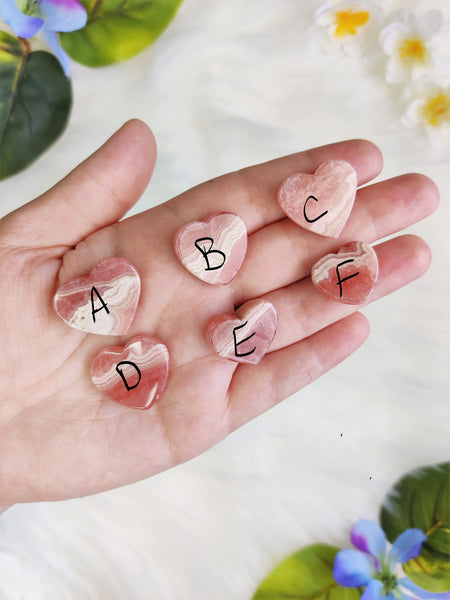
<box><xmin>311</xmin><ymin>241</ymin><xmax>378</xmax><ymax>305</ymax></box>
<box><xmin>54</xmin><ymin>257</ymin><xmax>140</xmax><ymax>336</ymax></box>
<box><xmin>205</xmin><ymin>299</ymin><xmax>277</xmax><ymax>364</ymax></box>
<box><xmin>174</xmin><ymin>213</ymin><xmax>247</xmax><ymax>285</ymax></box>
<box><xmin>90</xmin><ymin>335</ymin><xmax>169</xmax><ymax>410</ymax></box>
<box><xmin>278</xmin><ymin>159</ymin><xmax>357</xmax><ymax>238</ymax></box>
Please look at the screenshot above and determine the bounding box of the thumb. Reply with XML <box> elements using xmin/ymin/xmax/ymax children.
<box><xmin>1</xmin><ymin>120</ymin><xmax>157</xmax><ymax>248</ymax></box>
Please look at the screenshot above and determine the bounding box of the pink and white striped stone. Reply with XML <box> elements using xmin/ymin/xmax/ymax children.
<box><xmin>54</xmin><ymin>257</ymin><xmax>140</xmax><ymax>335</ymax></box>
<box><xmin>278</xmin><ymin>159</ymin><xmax>357</xmax><ymax>238</ymax></box>
<box><xmin>206</xmin><ymin>299</ymin><xmax>277</xmax><ymax>364</ymax></box>
<box><xmin>90</xmin><ymin>335</ymin><xmax>169</xmax><ymax>410</ymax></box>
<box><xmin>174</xmin><ymin>213</ymin><xmax>247</xmax><ymax>285</ymax></box>
<box><xmin>311</xmin><ymin>241</ymin><xmax>378</xmax><ymax>305</ymax></box>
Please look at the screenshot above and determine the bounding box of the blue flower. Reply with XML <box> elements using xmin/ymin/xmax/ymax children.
<box><xmin>0</xmin><ymin>0</ymin><xmax>87</xmax><ymax>75</ymax></box>
<box><xmin>334</xmin><ymin>520</ymin><xmax>450</xmax><ymax>599</ymax></box>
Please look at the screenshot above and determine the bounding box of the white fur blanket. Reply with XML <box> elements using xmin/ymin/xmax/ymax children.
<box><xmin>0</xmin><ymin>0</ymin><xmax>449</xmax><ymax>598</ymax></box>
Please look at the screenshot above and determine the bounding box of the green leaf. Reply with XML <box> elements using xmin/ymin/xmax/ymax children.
<box><xmin>0</xmin><ymin>32</ymin><xmax>71</xmax><ymax>181</ymax></box>
<box><xmin>252</xmin><ymin>544</ymin><xmax>363</xmax><ymax>600</ymax></box>
<box><xmin>380</xmin><ymin>462</ymin><xmax>450</xmax><ymax>593</ymax></box>
<box><xmin>60</xmin><ymin>0</ymin><xmax>184</xmax><ymax>67</ymax></box>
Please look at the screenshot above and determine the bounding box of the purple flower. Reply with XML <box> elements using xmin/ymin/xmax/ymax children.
<box><xmin>334</xmin><ymin>520</ymin><xmax>450</xmax><ymax>599</ymax></box>
<box><xmin>0</xmin><ymin>0</ymin><xmax>87</xmax><ymax>75</ymax></box>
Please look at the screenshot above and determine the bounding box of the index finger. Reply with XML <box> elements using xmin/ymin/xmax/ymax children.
<box><xmin>165</xmin><ymin>139</ymin><xmax>383</xmax><ymax>233</ymax></box>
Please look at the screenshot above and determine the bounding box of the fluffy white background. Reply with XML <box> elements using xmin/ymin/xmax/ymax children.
<box><xmin>0</xmin><ymin>0</ymin><xmax>449</xmax><ymax>598</ymax></box>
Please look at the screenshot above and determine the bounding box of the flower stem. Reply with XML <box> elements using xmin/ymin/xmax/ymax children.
<box><xmin>18</xmin><ymin>38</ymin><xmax>31</xmax><ymax>55</ymax></box>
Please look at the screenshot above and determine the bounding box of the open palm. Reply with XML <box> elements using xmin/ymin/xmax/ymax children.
<box><xmin>0</xmin><ymin>120</ymin><xmax>438</xmax><ymax>508</ymax></box>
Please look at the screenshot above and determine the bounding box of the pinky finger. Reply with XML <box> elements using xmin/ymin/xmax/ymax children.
<box><xmin>227</xmin><ymin>312</ymin><xmax>370</xmax><ymax>430</ymax></box>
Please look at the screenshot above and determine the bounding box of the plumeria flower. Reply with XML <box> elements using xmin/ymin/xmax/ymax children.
<box><xmin>0</xmin><ymin>0</ymin><xmax>87</xmax><ymax>75</ymax></box>
<box><xmin>403</xmin><ymin>85</ymin><xmax>450</xmax><ymax>147</ymax></box>
<box><xmin>379</xmin><ymin>10</ymin><xmax>445</xmax><ymax>84</ymax></box>
<box><xmin>334</xmin><ymin>520</ymin><xmax>450</xmax><ymax>599</ymax></box>
<box><xmin>314</xmin><ymin>1</ymin><xmax>383</xmax><ymax>56</ymax></box>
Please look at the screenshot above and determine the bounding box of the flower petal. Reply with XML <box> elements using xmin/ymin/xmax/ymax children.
<box><xmin>399</xmin><ymin>577</ymin><xmax>450</xmax><ymax>599</ymax></box>
<box><xmin>314</xmin><ymin>6</ymin><xmax>336</xmax><ymax>27</ymax></box>
<box><xmin>417</xmin><ymin>10</ymin><xmax>443</xmax><ymax>40</ymax></box>
<box><xmin>39</xmin><ymin>0</ymin><xmax>87</xmax><ymax>32</ymax></box>
<box><xmin>361</xmin><ymin>579</ymin><xmax>384</xmax><ymax>600</ymax></box>
<box><xmin>41</xmin><ymin>29</ymin><xmax>71</xmax><ymax>76</ymax></box>
<box><xmin>402</xmin><ymin>98</ymin><xmax>427</xmax><ymax>127</ymax></box>
<box><xmin>350</xmin><ymin>520</ymin><xmax>387</xmax><ymax>562</ymax></box>
<box><xmin>388</xmin><ymin>528</ymin><xmax>427</xmax><ymax>566</ymax></box>
<box><xmin>420</xmin><ymin>89</ymin><xmax>450</xmax><ymax>128</ymax></box>
<box><xmin>333</xmin><ymin>549</ymin><xmax>374</xmax><ymax>587</ymax></box>
<box><xmin>379</xmin><ymin>22</ymin><xmax>410</xmax><ymax>56</ymax></box>
<box><xmin>385</xmin><ymin>59</ymin><xmax>406</xmax><ymax>84</ymax></box>
<box><xmin>0</xmin><ymin>0</ymin><xmax>44</xmax><ymax>38</ymax></box>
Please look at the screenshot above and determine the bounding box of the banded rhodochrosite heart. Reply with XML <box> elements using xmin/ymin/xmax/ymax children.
<box><xmin>278</xmin><ymin>159</ymin><xmax>357</xmax><ymax>238</ymax></box>
<box><xmin>205</xmin><ymin>299</ymin><xmax>277</xmax><ymax>364</ymax></box>
<box><xmin>54</xmin><ymin>257</ymin><xmax>140</xmax><ymax>335</ymax></box>
<box><xmin>311</xmin><ymin>241</ymin><xmax>379</xmax><ymax>305</ymax></box>
<box><xmin>90</xmin><ymin>335</ymin><xmax>169</xmax><ymax>410</ymax></box>
<box><xmin>174</xmin><ymin>213</ymin><xmax>247</xmax><ymax>285</ymax></box>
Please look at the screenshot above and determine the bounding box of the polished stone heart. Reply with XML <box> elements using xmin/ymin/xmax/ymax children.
<box><xmin>311</xmin><ymin>241</ymin><xmax>378</xmax><ymax>305</ymax></box>
<box><xmin>54</xmin><ymin>257</ymin><xmax>140</xmax><ymax>335</ymax></box>
<box><xmin>174</xmin><ymin>213</ymin><xmax>247</xmax><ymax>285</ymax></box>
<box><xmin>90</xmin><ymin>335</ymin><xmax>169</xmax><ymax>410</ymax></box>
<box><xmin>278</xmin><ymin>159</ymin><xmax>357</xmax><ymax>238</ymax></box>
<box><xmin>205</xmin><ymin>299</ymin><xmax>277</xmax><ymax>364</ymax></box>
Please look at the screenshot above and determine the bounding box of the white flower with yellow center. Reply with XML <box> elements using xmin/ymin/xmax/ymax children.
<box><xmin>379</xmin><ymin>10</ymin><xmax>444</xmax><ymax>84</ymax></box>
<box><xmin>314</xmin><ymin>1</ymin><xmax>382</xmax><ymax>55</ymax></box>
<box><xmin>403</xmin><ymin>85</ymin><xmax>450</xmax><ymax>146</ymax></box>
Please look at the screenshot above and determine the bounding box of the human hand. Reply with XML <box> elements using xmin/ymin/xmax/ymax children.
<box><xmin>0</xmin><ymin>120</ymin><xmax>438</xmax><ymax>508</ymax></box>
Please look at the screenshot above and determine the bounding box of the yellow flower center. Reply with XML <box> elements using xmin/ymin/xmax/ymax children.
<box><xmin>398</xmin><ymin>37</ymin><xmax>429</xmax><ymax>65</ymax></box>
<box><xmin>421</xmin><ymin>92</ymin><xmax>450</xmax><ymax>127</ymax></box>
<box><xmin>333</xmin><ymin>9</ymin><xmax>370</xmax><ymax>38</ymax></box>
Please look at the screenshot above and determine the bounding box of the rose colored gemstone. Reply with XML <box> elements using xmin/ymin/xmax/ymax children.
<box><xmin>90</xmin><ymin>335</ymin><xmax>169</xmax><ymax>410</ymax></box>
<box><xmin>54</xmin><ymin>257</ymin><xmax>140</xmax><ymax>335</ymax></box>
<box><xmin>278</xmin><ymin>159</ymin><xmax>357</xmax><ymax>238</ymax></box>
<box><xmin>173</xmin><ymin>213</ymin><xmax>247</xmax><ymax>285</ymax></box>
<box><xmin>205</xmin><ymin>299</ymin><xmax>277</xmax><ymax>364</ymax></box>
<box><xmin>311</xmin><ymin>241</ymin><xmax>379</xmax><ymax>305</ymax></box>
